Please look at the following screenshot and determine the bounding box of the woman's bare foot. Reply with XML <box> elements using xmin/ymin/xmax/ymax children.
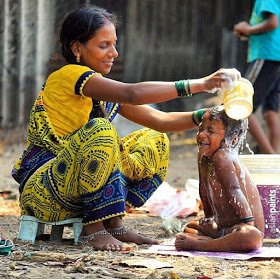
<box><xmin>82</xmin><ymin>233</ymin><xmax>123</xmax><ymax>251</ymax></box>
<box><xmin>82</xmin><ymin>221</ymin><xmax>132</xmax><ymax>251</ymax></box>
<box><xmin>108</xmin><ymin>227</ymin><xmax>159</xmax><ymax>245</ymax></box>
<box><xmin>104</xmin><ymin>216</ymin><xmax>159</xmax><ymax>245</ymax></box>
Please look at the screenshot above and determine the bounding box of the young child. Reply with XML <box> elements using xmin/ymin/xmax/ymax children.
<box><xmin>175</xmin><ymin>106</ymin><xmax>264</xmax><ymax>252</ymax></box>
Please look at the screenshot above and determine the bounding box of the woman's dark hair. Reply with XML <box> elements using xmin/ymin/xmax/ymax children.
<box><xmin>59</xmin><ymin>5</ymin><xmax>118</xmax><ymax>64</ymax></box>
<box><xmin>208</xmin><ymin>107</ymin><xmax>248</xmax><ymax>149</ymax></box>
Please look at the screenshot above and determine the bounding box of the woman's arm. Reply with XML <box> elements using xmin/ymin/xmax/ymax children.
<box><xmin>118</xmin><ymin>104</ymin><xmax>199</xmax><ymax>132</ymax></box>
<box><xmin>82</xmin><ymin>69</ymin><xmax>238</xmax><ymax>105</ymax></box>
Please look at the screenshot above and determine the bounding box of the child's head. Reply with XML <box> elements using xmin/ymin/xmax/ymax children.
<box><xmin>197</xmin><ymin>106</ymin><xmax>248</xmax><ymax>156</ymax></box>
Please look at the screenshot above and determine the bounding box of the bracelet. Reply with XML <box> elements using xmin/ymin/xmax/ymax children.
<box><xmin>191</xmin><ymin>108</ymin><xmax>206</xmax><ymax>126</ymax></box>
<box><xmin>186</xmin><ymin>79</ymin><xmax>192</xmax><ymax>96</ymax></box>
<box><xmin>175</xmin><ymin>80</ymin><xmax>186</xmax><ymax>97</ymax></box>
<box><xmin>106</xmin><ymin>227</ymin><xmax>128</xmax><ymax>235</ymax></box>
<box><xmin>196</xmin><ymin>108</ymin><xmax>206</xmax><ymax>123</ymax></box>
<box><xmin>175</xmin><ymin>80</ymin><xmax>192</xmax><ymax>98</ymax></box>
<box><xmin>240</xmin><ymin>216</ymin><xmax>255</xmax><ymax>224</ymax></box>
<box><xmin>191</xmin><ymin>111</ymin><xmax>200</xmax><ymax>126</ymax></box>
<box><xmin>79</xmin><ymin>229</ymin><xmax>109</xmax><ymax>244</ymax></box>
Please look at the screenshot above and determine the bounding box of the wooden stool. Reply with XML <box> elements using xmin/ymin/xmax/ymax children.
<box><xmin>18</xmin><ymin>215</ymin><xmax>83</xmax><ymax>244</ymax></box>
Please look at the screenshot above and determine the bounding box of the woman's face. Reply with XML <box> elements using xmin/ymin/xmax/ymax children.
<box><xmin>79</xmin><ymin>21</ymin><xmax>118</xmax><ymax>74</ymax></box>
<box><xmin>196</xmin><ymin>112</ymin><xmax>226</xmax><ymax>157</ymax></box>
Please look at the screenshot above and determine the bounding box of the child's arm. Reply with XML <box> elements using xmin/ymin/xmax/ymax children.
<box><xmin>184</xmin><ymin>176</ymin><xmax>218</xmax><ymax>237</ymax></box>
<box><xmin>184</xmin><ymin>156</ymin><xmax>220</xmax><ymax>238</ymax></box>
<box><xmin>198</xmin><ymin>155</ymin><xmax>213</xmax><ymax>218</ymax></box>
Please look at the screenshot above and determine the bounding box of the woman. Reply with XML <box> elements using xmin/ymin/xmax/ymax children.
<box><xmin>12</xmin><ymin>5</ymin><xmax>238</xmax><ymax>251</ymax></box>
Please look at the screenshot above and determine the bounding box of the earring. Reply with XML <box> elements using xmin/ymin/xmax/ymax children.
<box><xmin>76</xmin><ymin>54</ymin><xmax>80</xmax><ymax>63</ymax></box>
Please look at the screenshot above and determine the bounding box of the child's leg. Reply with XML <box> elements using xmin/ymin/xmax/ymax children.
<box><xmin>175</xmin><ymin>224</ymin><xmax>263</xmax><ymax>252</ymax></box>
<box><xmin>264</xmin><ymin>110</ymin><xmax>280</xmax><ymax>152</ymax></box>
<box><xmin>248</xmin><ymin>114</ymin><xmax>275</xmax><ymax>153</ymax></box>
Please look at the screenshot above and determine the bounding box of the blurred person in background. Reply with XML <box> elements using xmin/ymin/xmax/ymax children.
<box><xmin>234</xmin><ymin>0</ymin><xmax>280</xmax><ymax>153</ymax></box>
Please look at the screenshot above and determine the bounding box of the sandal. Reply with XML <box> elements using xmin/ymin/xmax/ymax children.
<box><xmin>0</xmin><ymin>237</ymin><xmax>13</xmax><ymax>256</ymax></box>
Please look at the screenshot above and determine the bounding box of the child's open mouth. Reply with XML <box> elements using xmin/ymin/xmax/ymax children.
<box><xmin>198</xmin><ymin>142</ymin><xmax>209</xmax><ymax>146</ymax></box>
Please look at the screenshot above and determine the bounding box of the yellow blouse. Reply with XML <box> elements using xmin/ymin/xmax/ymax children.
<box><xmin>43</xmin><ymin>64</ymin><xmax>101</xmax><ymax>136</ymax></box>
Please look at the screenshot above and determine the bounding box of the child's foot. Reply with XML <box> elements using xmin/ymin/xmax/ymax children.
<box><xmin>107</xmin><ymin>227</ymin><xmax>159</xmax><ymax>245</ymax></box>
<box><xmin>175</xmin><ymin>233</ymin><xmax>198</xmax><ymax>251</ymax></box>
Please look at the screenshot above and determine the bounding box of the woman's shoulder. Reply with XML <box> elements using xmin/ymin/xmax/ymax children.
<box><xmin>51</xmin><ymin>64</ymin><xmax>94</xmax><ymax>77</ymax></box>
<box><xmin>46</xmin><ymin>64</ymin><xmax>100</xmax><ymax>91</ymax></box>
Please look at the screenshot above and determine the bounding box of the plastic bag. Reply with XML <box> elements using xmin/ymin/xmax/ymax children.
<box><xmin>144</xmin><ymin>181</ymin><xmax>200</xmax><ymax>234</ymax></box>
<box><xmin>144</xmin><ymin>182</ymin><xmax>199</xmax><ymax>219</ymax></box>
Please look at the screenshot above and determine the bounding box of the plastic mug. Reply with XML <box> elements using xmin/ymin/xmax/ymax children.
<box><xmin>223</xmin><ymin>78</ymin><xmax>254</xmax><ymax>120</ymax></box>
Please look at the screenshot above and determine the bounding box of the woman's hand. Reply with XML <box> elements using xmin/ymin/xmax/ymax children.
<box><xmin>202</xmin><ymin>68</ymin><xmax>241</xmax><ymax>93</ymax></box>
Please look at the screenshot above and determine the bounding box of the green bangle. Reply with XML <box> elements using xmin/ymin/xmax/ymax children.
<box><xmin>175</xmin><ymin>80</ymin><xmax>186</xmax><ymax>97</ymax></box>
<box><xmin>191</xmin><ymin>111</ymin><xmax>200</xmax><ymax>126</ymax></box>
<box><xmin>186</xmin><ymin>79</ymin><xmax>192</xmax><ymax>96</ymax></box>
<box><xmin>175</xmin><ymin>80</ymin><xmax>192</xmax><ymax>98</ymax></box>
<box><xmin>196</xmin><ymin>108</ymin><xmax>206</xmax><ymax>123</ymax></box>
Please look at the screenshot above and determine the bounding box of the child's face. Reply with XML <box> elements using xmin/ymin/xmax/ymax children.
<box><xmin>196</xmin><ymin>112</ymin><xmax>225</xmax><ymax>157</ymax></box>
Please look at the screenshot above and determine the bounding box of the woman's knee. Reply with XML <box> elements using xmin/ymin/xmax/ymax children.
<box><xmin>146</xmin><ymin>129</ymin><xmax>169</xmax><ymax>155</ymax></box>
<box><xmin>63</xmin><ymin>118</ymin><xmax>120</xmax><ymax>167</ymax></box>
<box><xmin>160</xmin><ymin>131</ymin><xmax>170</xmax><ymax>147</ymax></box>
<box><xmin>147</xmin><ymin>129</ymin><xmax>169</xmax><ymax>144</ymax></box>
<box><xmin>84</xmin><ymin>118</ymin><xmax>115</xmax><ymax>134</ymax></box>
<box><xmin>78</xmin><ymin>118</ymin><xmax>119</xmax><ymax>144</ymax></box>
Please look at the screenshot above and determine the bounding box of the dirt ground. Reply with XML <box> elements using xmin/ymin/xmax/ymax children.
<box><xmin>0</xmin><ymin>131</ymin><xmax>280</xmax><ymax>279</ymax></box>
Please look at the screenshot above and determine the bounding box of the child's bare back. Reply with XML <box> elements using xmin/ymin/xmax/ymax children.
<box><xmin>175</xmin><ymin>107</ymin><xmax>264</xmax><ymax>252</ymax></box>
